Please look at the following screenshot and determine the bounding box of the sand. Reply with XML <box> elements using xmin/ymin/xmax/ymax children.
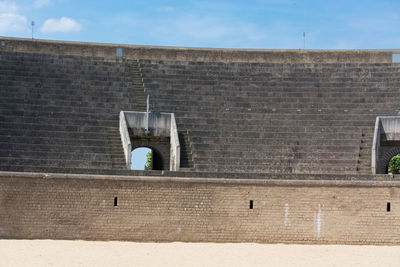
<box><xmin>1</xmin><ymin>240</ymin><xmax>400</xmax><ymax>267</ymax></box>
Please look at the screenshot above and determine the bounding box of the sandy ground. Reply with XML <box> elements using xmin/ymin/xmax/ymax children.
<box><xmin>1</xmin><ymin>240</ymin><xmax>400</xmax><ymax>267</ymax></box>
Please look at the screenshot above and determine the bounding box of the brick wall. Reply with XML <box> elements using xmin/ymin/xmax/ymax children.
<box><xmin>0</xmin><ymin>36</ymin><xmax>396</xmax><ymax>63</ymax></box>
<box><xmin>0</xmin><ymin>172</ymin><xmax>399</xmax><ymax>244</ymax></box>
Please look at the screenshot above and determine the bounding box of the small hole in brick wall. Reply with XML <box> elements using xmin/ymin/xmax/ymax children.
<box><xmin>114</xmin><ymin>197</ymin><xmax>118</xmax><ymax>207</ymax></box>
<box><xmin>387</xmin><ymin>202</ymin><xmax>391</xmax><ymax>212</ymax></box>
<box><xmin>249</xmin><ymin>200</ymin><xmax>253</xmax><ymax>209</ymax></box>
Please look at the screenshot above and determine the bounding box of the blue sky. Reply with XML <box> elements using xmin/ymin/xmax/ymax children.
<box><xmin>131</xmin><ymin>147</ymin><xmax>151</xmax><ymax>170</ymax></box>
<box><xmin>1</xmin><ymin>0</ymin><xmax>400</xmax><ymax>49</ymax></box>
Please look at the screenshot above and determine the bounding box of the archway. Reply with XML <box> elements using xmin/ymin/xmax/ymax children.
<box><xmin>130</xmin><ymin>147</ymin><xmax>164</xmax><ymax>171</ymax></box>
<box><xmin>379</xmin><ymin>147</ymin><xmax>400</xmax><ymax>174</ymax></box>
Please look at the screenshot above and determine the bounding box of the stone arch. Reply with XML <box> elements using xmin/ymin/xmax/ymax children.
<box><xmin>378</xmin><ymin>146</ymin><xmax>400</xmax><ymax>174</ymax></box>
<box><xmin>131</xmin><ymin>147</ymin><xmax>151</xmax><ymax>170</ymax></box>
<box><xmin>131</xmin><ymin>141</ymin><xmax>169</xmax><ymax>171</ymax></box>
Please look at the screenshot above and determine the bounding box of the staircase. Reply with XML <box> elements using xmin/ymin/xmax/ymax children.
<box><xmin>179</xmin><ymin>130</ymin><xmax>194</xmax><ymax>169</ymax></box>
<box><xmin>106</xmin><ymin>126</ymin><xmax>127</xmax><ymax>169</ymax></box>
<box><xmin>356</xmin><ymin>127</ymin><xmax>374</xmax><ymax>174</ymax></box>
<box><xmin>127</xmin><ymin>59</ymin><xmax>147</xmax><ymax>111</ymax></box>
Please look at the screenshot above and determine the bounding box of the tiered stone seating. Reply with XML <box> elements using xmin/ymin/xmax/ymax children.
<box><xmin>2</xmin><ymin>49</ymin><xmax>400</xmax><ymax>176</ymax></box>
<box><xmin>0</xmin><ymin>51</ymin><xmax>146</xmax><ymax>173</ymax></box>
<box><xmin>141</xmin><ymin>60</ymin><xmax>400</xmax><ymax>174</ymax></box>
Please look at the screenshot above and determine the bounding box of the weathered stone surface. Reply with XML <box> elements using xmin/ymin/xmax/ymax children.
<box><xmin>0</xmin><ymin>36</ymin><xmax>397</xmax><ymax>63</ymax></box>
<box><xmin>141</xmin><ymin>60</ymin><xmax>400</xmax><ymax>174</ymax></box>
<box><xmin>0</xmin><ymin>50</ymin><xmax>146</xmax><ymax>172</ymax></box>
<box><xmin>1</xmin><ymin>171</ymin><xmax>400</xmax><ymax>244</ymax></box>
<box><xmin>2</xmin><ymin>39</ymin><xmax>400</xmax><ymax>175</ymax></box>
<box><xmin>2</xmin><ymin>38</ymin><xmax>400</xmax><ymax>244</ymax></box>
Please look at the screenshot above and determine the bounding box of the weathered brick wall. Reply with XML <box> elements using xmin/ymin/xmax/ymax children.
<box><xmin>0</xmin><ymin>172</ymin><xmax>399</xmax><ymax>244</ymax></box>
<box><xmin>0</xmin><ymin>36</ymin><xmax>397</xmax><ymax>63</ymax></box>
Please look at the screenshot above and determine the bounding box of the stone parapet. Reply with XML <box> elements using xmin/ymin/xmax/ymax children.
<box><xmin>1</xmin><ymin>171</ymin><xmax>400</xmax><ymax>244</ymax></box>
<box><xmin>0</xmin><ymin>36</ymin><xmax>398</xmax><ymax>63</ymax></box>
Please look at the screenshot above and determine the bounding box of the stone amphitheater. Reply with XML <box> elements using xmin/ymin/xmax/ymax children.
<box><xmin>1</xmin><ymin>37</ymin><xmax>400</xmax><ymax>244</ymax></box>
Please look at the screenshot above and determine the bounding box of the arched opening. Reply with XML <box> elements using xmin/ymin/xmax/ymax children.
<box><xmin>377</xmin><ymin>147</ymin><xmax>400</xmax><ymax>174</ymax></box>
<box><xmin>130</xmin><ymin>147</ymin><xmax>164</xmax><ymax>171</ymax></box>
<box><xmin>131</xmin><ymin>147</ymin><xmax>151</xmax><ymax>170</ymax></box>
<box><xmin>387</xmin><ymin>154</ymin><xmax>400</xmax><ymax>174</ymax></box>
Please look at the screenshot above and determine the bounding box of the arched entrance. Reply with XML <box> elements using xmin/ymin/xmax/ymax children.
<box><xmin>131</xmin><ymin>147</ymin><xmax>164</xmax><ymax>170</ymax></box>
<box><xmin>379</xmin><ymin>147</ymin><xmax>400</xmax><ymax>174</ymax></box>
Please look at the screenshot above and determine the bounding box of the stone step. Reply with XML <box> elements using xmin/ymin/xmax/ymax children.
<box><xmin>140</xmin><ymin>64</ymin><xmax>400</xmax><ymax>72</ymax></box>
<box><xmin>190</xmin><ymin>137</ymin><xmax>363</xmax><ymax>146</ymax></box>
<box><xmin>357</xmin><ymin>161</ymin><xmax>371</xmax><ymax>167</ymax></box>
<box><xmin>143</xmin><ymin>65</ymin><xmax>400</xmax><ymax>72</ymax></box>
<box><xmin>193</xmin><ymin>153</ymin><xmax>358</xmax><ymax>163</ymax></box>
<box><xmin>144</xmin><ymin>80</ymin><xmax>400</xmax><ymax>90</ymax></box>
<box><xmin>0</xmin><ymin>122</ymin><xmax>119</xmax><ymax>134</ymax></box>
<box><xmin>0</xmin><ymin>135</ymin><xmax>111</xmax><ymax>146</ymax></box>
<box><xmin>0</xmin><ymin>142</ymin><xmax>111</xmax><ymax>153</ymax></box>
<box><xmin>147</xmin><ymin>90</ymin><xmax>400</xmax><ymax>100</ymax></box>
<box><xmin>154</xmin><ymin>101</ymin><xmax>398</xmax><ymax>110</ymax></box>
<box><xmin>357</xmin><ymin>166</ymin><xmax>372</xmax><ymax>172</ymax></box>
<box><xmin>140</xmin><ymin>59</ymin><xmax>400</xmax><ymax>68</ymax></box>
<box><xmin>0</xmin><ymin>150</ymin><xmax>116</xmax><ymax>161</ymax></box>
<box><xmin>0</xmin><ymin>116</ymin><xmax>120</xmax><ymax>127</ymax></box>
<box><xmin>188</xmin><ymin>130</ymin><xmax>369</xmax><ymax>139</ymax></box>
<box><xmin>0</xmin><ymin>129</ymin><xmax>112</xmax><ymax>140</ymax></box>
<box><xmin>143</xmin><ymin>72</ymin><xmax>400</xmax><ymax>80</ymax></box>
<box><xmin>0</xmin><ymin>102</ymin><xmax>394</xmax><ymax>117</ymax></box>
<box><xmin>178</xmin><ymin>131</ymin><xmax>194</xmax><ymax>168</ymax></box>
<box><xmin>150</xmin><ymin>99</ymin><xmax>400</xmax><ymax>109</ymax></box>
<box><xmin>0</xmin><ymin>156</ymin><xmax>113</xmax><ymax>168</ymax></box>
<box><xmin>194</xmin><ymin>163</ymin><xmax>356</xmax><ymax>174</ymax></box>
<box><xmin>193</xmin><ymin>150</ymin><xmax>358</xmax><ymax>159</ymax></box>
<box><xmin>106</xmin><ymin>128</ymin><xmax>126</xmax><ymax>170</ymax></box>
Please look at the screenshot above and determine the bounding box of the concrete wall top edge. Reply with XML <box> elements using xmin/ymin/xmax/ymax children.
<box><xmin>1</xmin><ymin>171</ymin><xmax>400</xmax><ymax>187</ymax></box>
<box><xmin>0</xmin><ymin>36</ymin><xmax>398</xmax><ymax>63</ymax></box>
<box><xmin>1</xmin><ymin>36</ymin><xmax>399</xmax><ymax>52</ymax></box>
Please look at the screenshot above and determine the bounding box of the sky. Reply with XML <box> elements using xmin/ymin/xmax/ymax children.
<box><xmin>1</xmin><ymin>0</ymin><xmax>400</xmax><ymax>49</ymax></box>
<box><xmin>131</xmin><ymin>147</ymin><xmax>151</xmax><ymax>170</ymax></box>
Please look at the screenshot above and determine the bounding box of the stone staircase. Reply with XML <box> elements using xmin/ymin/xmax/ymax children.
<box><xmin>179</xmin><ymin>130</ymin><xmax>194</xmax><ymax>169</ymax></box>
<box><xmin>356</xmin><ymin>127</ymin><xmax>374</xmax><ymax>174</ymax></box>
<box><xmin>106</xmin><ymin>126</ymin><xmax>127</xmax><ymax>169</ymax></box>
<box><xmin>2</xmin><ymin>50</ymin><xmax>400</xmax><ymax>176</ymax></box>
<box><xmin>128</xmin><ymin>59</ymin><xmax>147</xmax><ymax>111</ymax></box>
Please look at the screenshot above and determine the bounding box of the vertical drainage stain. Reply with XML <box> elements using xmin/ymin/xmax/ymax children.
<box><xmin>284</xmin><ymin>203</ymin><xmax>290</xmax><ymax>227</ymax></box>
<box><xmin>314</xmin><ymin>204</ymin><xmax>322</xmax><ymax>238</ymax></box>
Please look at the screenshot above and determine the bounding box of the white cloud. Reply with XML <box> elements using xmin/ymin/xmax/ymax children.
<box><xmin>0</xmin><ymin>0</ymin><xmax>18</xmax><ymax>13</ymax></box>
<box><xmin>149</xmin><ymin>14</ymin><xmax>269</xmax><ymax>48</ymax></box>
<box><xmin>0</xmin><ymin>13</ymin><xmax>27</xmax><ymax>33</ymax></box>
<box><xmin>34</xmin><ymin>0</ymin><xmax>52</xmax><ymax>8</ymax></box>
<box><xmin>0</xmin><ymin>1</ymin><xmax>28</xmax><ymax>34</ymax></box>
<box><xmin>40</xmin><ymin>17</ymin><xmax>82</xmax><ymax>33</ymax></box>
